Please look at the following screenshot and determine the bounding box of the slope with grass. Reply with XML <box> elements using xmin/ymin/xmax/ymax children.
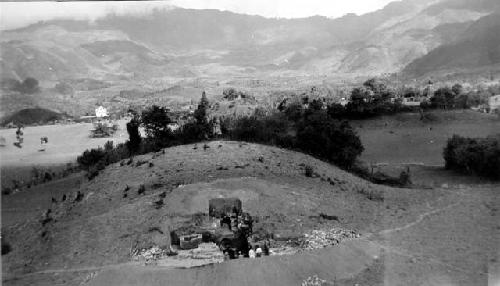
<box><xmin>2</xmin><ymin>140</ymin><xmax>497</xmax><ymax>286</ymax></box>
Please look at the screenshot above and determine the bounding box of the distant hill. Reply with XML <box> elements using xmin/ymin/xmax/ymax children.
<box><xmin>403</xmin><ymin>13</ymin><xmax>500</xmax><ymax>77</ymax></box>
<box><xmin>0</xmin><ymin>0</ymin><xmax>499</xmax><ymax>95</ymax></box>
<box><xmin>1</xmin><ymin>108</ymin><xmax>69</xmax><ymax>126</ymax></box>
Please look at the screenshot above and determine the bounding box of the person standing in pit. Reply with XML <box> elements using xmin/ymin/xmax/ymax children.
<box><xmin>249</xmin><ymin>247</ymin><xmax>256</xmax><ymax>259</ymax></box>
<box><xmin>263</xmin><ymin>240</ymin><xmax>270</xmax><ymax>256</ymax></box>
<box><xmin>256</xmin><ymin>245</ymin><xmax>263</xmax><ymax>258</ymax></box>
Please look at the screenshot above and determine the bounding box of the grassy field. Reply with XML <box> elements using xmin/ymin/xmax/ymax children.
<box><xmin>356</xmin><ymin>110</ymin><xmax>500</xmax><ymax>165</ymax></box>
<box><xmin>0</xmin><ymin>121</ymin><xmax>129</xmax><ymax>188</ymax></box>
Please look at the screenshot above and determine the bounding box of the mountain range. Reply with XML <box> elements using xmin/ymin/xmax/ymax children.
<box><xmin>0</xmin><ymin>0</ymin><xmax>499</xmax><ymax>87</ymax></box>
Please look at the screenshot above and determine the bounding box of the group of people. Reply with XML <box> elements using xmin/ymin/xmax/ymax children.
<box><xmin>248</xmin><ymin>242</ymin><xmax>270</xmax><ymax>259</ymax></box>
<box><xmin>222</xmin><ymin>241</ymin><xmax>271</xmax><ymax>261</ymax></box>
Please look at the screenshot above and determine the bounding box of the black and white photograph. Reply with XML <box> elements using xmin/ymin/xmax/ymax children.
<box><xmin>0</xmin><ymin>0</ymin><xmax>499</xmax><ymax>285</ymax></box>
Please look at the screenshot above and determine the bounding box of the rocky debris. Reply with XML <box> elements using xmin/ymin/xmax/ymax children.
<box><xmin>301</xmin><ymin>228</ymin><xmax>360</xmax><ymax>250</ymax></box>
<box><xmin>174</xmin><ymin>243</ymin><xmax>223</xmax><ymax>261</ymax></box>
<box><xmin>132</xmin><ymin>246</ymin><xmax>177</xmax><ymax>264</ymax></box>
<box><xmin>302</xmin><ymin>275</ymin><xmax>329</xmax><ymax>286</ymax></box>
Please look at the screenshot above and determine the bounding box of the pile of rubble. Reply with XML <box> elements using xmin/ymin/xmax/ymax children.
<box><xmin>301</xmin><ymin>228</ymin><xmax>360</xmax><ymax>250</ymax></box>
<box><xmin>133</xmin><ymin>244</ymin><xmax>224</xmax><ymax>268</ymax></box>
<box><xmin>175</xmin><ymin>242</ymin><xmax>223</xmax><ymax>261</ymax></box>
<box><xmin>301</xmin><ymin>275</ymin><xmax>329</xmax><ymax>286</ymax></box>
<box><xmin>132</xmin><ymin>246</ymin><xmax>175</xmax><ymax>263</ymax></box>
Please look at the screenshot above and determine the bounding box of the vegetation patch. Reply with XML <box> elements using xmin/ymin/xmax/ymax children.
<box><xmin>444</xmin><ymin>135</ymin><xmax>500</xmax><ymax>179</ymax></box>
<box><xmin>1</xmin><ymin>108</ymin><xmax>68</xmax><ymax>126</ymax></box>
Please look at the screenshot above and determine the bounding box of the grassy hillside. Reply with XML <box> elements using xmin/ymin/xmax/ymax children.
<box><xmin>2</xmin><ymin>141</ymin><xmax>497</xmax><ymax>286</ymax></box>
<box><xmin>403</xmin><ymin>13</ymin><xmax>500</xmax><ymax>77</ymax></box>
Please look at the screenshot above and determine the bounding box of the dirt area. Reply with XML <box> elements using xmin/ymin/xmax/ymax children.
<box><xmin>2</xmin><ymin>140</ymin><xmax>498</xmax><ymax>286</ymax></box>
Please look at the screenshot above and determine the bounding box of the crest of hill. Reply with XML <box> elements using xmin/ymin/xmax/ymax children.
<box><xmin>2</xmin><ymin>141</ymin><xmax>404</xmax><ymax>276</ymax></box>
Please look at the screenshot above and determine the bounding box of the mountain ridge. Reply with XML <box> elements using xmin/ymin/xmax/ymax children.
<box><xmin>0</xmin><ymin>0</ymin><xmax>499</xmax><ymax>84</ymax></box>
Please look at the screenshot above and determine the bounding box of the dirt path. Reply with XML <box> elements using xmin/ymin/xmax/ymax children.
<box><xmin>2</xmin><ymin>261</ymin><xmax>145</xmax><ymax>280</ymax></box>
<box><xmin>378</xmin><ymin>200</ymin><xmax>462</xmax><ymax>236</ymax></box>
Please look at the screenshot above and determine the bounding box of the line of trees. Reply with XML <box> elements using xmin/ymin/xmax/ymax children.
<box><xmin>327</xmin><ymin>79</ymin><xmax>413</xmax><ymax>120</ymax></box>
<box><xmin>226</xmin><ymin>100</ymin><xmax>364</xmax><ymax>168</ymax></box>
<box><xmin>326</xmin><ymin>80</ymin><xmax>497</xmax><ymax>120</ymax></box>
<box><xmin>77</xmin><ymin>91</ymin><xmax>364</xmax><ymax>178</ymax></box>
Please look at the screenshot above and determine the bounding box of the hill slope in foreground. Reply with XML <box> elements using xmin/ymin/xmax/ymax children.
<box><xmin>2</xmin><ymin>141</ymin><xmax>498</xmax><ymax>286</ymax></box>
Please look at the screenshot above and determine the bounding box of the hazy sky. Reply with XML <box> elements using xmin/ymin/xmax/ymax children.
<box><xmin>0</xmin><ymin>0</ymin><xmax>396</xmax><ymax>30</ymax></box>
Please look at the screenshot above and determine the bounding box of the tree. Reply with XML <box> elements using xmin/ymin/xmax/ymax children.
<box><xmin>126</xmin><ymin>115</ymin><xmax>141</xmax><ymax>154</ymax></box>
<box><xmin>141</xmin><ymin>105</ymin><xmax>172</xmax><ymax>141</ymax></box>
<box><xmin>296</xmin><ymin>111</ymin><xmax>363</xmax><ymax>168</ymax></box>
<box><xmin>283</xmin><ymin>102</ymin><xmax>303</xmax><ymax>122</ymax></box>
<box><xmin>191</xmin><ymin>91</ymin><xmax>212</xmax><ymax>139</ymax></box>
<box><xmin>452</xmin><ymin>84</ymin><xmax>463</xmax><ymax>97</ymax></box>
<box><xmin>432</xmin><ymin>87</ymin><xmax>454</xmax><ymax>109</ymax></box>
<box><xmin>194</xmin><ymin>91</ymin><xmax>209</xmax><ymax>125</ymax></box>
<box><xmin>77</xmin><ymin>147</ymin><xmax>106</xmax><ymax>170</ymax></box>
<box><xmin>363</xmin><ymin>78</ymin><xmax>388</xmax><ymax>101</ymax></box>
<box><xmin>444</xmin><ymin>135</ymin><xmax>500</xmax><ymax>179</ymax></box>
<box><xmin>350</xmin><ymin>87</ymin><xmax>370</xmax><ymax>105</ymax></box>
<box><xmin>327</xmin><ymin>103</ymin><xmax>347</xmax><ymax>119</ymax></box>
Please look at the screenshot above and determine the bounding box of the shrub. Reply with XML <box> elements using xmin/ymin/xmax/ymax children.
<box><xmin>126</xmin><ymin>116</ymin><xmax>141</xmax><ymax>154</ymax></box>
<box><xmin>77</xmin><ymin>147</ymin><xmax>106</xmax><ymax>170</ymax></box>
<box><xmin>153</xmin><ymin>199</ymin><xmax>164</xmax><ymax>209</ymax></box>
<box><xmin>2</xmin><ymin>187</ymin><xmax>12</xmax><ymax>195</ymax></box>
<box><xmin>444</xmin><ymin>135</ymin><xmax>500</xmax><ymax>179</ymax></box>
<box><xmin>304</xmin><ymin>165</ymin><xmax>314</xmax><ymax>177</ymax></box>
<box><xmin>178</xmin><ymin>121</ymin><xmax>211</xmax><ymax>143</ymax></box>
<box><xmin>297</xmin><ymin>113</ymin><xmax>363</xmax><ymax>168</ymax></box>
<box><xmin>1</xmin><ymin>239</ymin><xmax>12</xmax><ymax>255</ymax></box>
<box><xmin>141</xmin><ymin>105</ymin><xmax>173</xmax><ymax>142</ymax></box>
<box><xmin>138</xmin><ymin>184</ymin><xmax>146</xmax><ymax>195</ymax></box>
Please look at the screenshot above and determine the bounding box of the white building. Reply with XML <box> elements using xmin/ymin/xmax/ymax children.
<box><xmin>95</xmin><ymin>106</ymin><xmax>108</xmax><ymax>118</ymax></box>
<box><xmin>167</xmin><ymin>123</ymin><xmax>180</xmax><ymax>132</ymax></box>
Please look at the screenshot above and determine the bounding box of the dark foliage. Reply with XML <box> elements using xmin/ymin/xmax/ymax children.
<box><xmin>1</xmin><ymin>240</ymin><xmax>12</xmax><ymax>255</ymax></box>
<box><xmin>138</xmin><ymin>184</ymin><xmax>146</xmax><ymax>195</ymax></box>
<box><xmin>304</xmin><ymin>165</ymin><xmax>314</xmax><ymax>177</ymax></box>
<box><xmin>126</xmin><ymin>115</ymin><xmax>142</xmax><ymax>154</ymax></box>
<box><xmin>228</xmin><ymin>106</ymin><xmax>363</xmax><ymax>168</ymax></box>
<box><xmin>141</xmin><ymin>105</ymin><xmax>173</xmax><ymax>141</ymax></box>
<box><xmin>222</xmin><ymin>88</ymin><xmax>253</xmax><ymax>100</ymax></box>
<box><xmin>1</xmin><ymin>108</ymin><xmax>65</xmax><ymax>126</ymax></box>
<box><xmin>77</xmin><ymin>147</ymin><xmax>106</xmax><ymax>171</ymax></box>
<box><xmin>296</xmin><ymin>112</ymin><xmax>364</xmax><ymax>168</ymax></box>
<box><xmin>444</xmin><ymin>134</ymin><xmax>500</xmax><ymax>179</ymax></box>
